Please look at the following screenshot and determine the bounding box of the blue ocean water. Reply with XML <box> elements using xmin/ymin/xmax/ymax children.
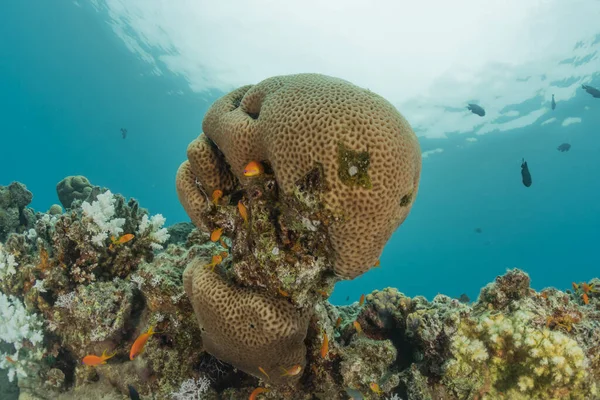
<box><xmin>1</xmin><ymin>1</ymin><xmax>598</xmax><ymax>308</ymax></box>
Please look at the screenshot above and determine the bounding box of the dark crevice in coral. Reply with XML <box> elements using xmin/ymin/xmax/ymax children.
<box><xmin>296</xmin><ymin>163</ymin><xmax>327</xmax><ymax>193</ymax></box>
<box><xmin>121</xmin><ymin>289</ymin><xmax>147</xmax><ymax>342</ymax></box>
<box><xmin>55</xmin><ymin>347</ymin><xmax>78</xmax><ymax>389</ymax></box>
<box><xmin>247</xmin><ymin>111</ymin><xmax>259</xmax><ymax>120</ymax></box>
<box><xmin>196</xmin><ymin>353</ymin><xmax>250</xmax><ymax>391</ymax></box>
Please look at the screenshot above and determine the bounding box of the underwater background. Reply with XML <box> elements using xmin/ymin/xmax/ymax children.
<box><xmin>2</xmin><ymin>0</ymin><xmax>598</xmax><ymax>305</ymax></box>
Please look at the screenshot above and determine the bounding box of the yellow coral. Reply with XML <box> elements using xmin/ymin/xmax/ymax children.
<box><xmin>444</xmin><ymin>310</ymin><xmax>595</xmax><ymax>399</ymax></box>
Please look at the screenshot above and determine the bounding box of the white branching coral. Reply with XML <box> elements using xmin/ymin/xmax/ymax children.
<box><xmin>137</xmin><ymin>213</ymin><xmax>170</xmax><ymax>250</ymax></box>
<box><xmin>54</xmin><ymin>292</ymin><xmax>76</xmax><ymax>310</ymax></box>
<box><xmin>170</xmin><ymin>376</ymin><xmax>210</xmax><ymax>400</ymax></box>
<box><xmin>0</xmin><ymin>244</ymin><xmax>17</xmax><ymax>279</ymax></box>
<box><xmin>0</xmin><ymin>293</ymin><xmax>45</xmax><ymax>382</ymax></box>
<box><xmin>81</xmin><ymin>190</ymin><xmax>125</xmax><ymax>246</ymax></box>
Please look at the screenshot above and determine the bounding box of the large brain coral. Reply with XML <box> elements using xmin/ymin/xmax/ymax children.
<box><xmin>177</xmin><ymin>73</ymin><xmax>421</xmax><ymax>279</ymax></box>
<box><xmin>183</xmin><ymin>259</ymin><xmax>310</xmax><ymax>385</ymax></box>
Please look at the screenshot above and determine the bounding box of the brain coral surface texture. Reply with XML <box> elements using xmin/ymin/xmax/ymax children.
<box><xmin>178</xmin><ymin>73</ymin><xmax>421</xmax><ymax>279</ymax></box>
<box><xmin>183</xmin><ymin>259</ymin><xmax>311</xmax><ymax>385</ymax></box>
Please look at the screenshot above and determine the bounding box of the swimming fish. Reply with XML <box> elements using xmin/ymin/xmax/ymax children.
<box><xmin>121</xmin><ymin>128</ymin><xmax>127</xmax><ymax>139</ymax></box>
<box><xmin>320</xmin><ymin>332</ymin><xmax>329</xmax><ymax>359</ymax></box>
<box><xmin>373</xmin><ymin>259</ymin><xmax>380</xmax><ymax>268</ymax></box>
<box><xmin>582</xmin><ymin>283</ymin><xmax>591</xmax><ymax>294</ymax></box>
<box><xmin>128</xmin><ymin>384</ymin><xmax>140</xmax><ymax>400</ymax></box>
<box><xmin>280</xmin><ymin>365</ymin><xmax>302</xmax><ymax>377</ymax></box>
<box><xmin>359</xmin><ymin>294</ymin><xmax>365</xmax><ymax>306</ymax></box>
<box><xmin>521</xmin><ymin>158</ymin><xmax>532</xmax><ymax>187</ymax></box>
<box><xmin>582</xmin><ymin>84</ymin><xmax>600</xmax><ymax>98</ymax></box>
<box><xmin>210</xmin><ymin>228</ymin><xmax>223</xmax><ymax>242</ymax></box>
<box><xmin>111</xmin><ymin>234</ymin><xmax>135</xmax><ymax>245</ymax></box>
<box><xmin>243</xmin><ymin>161</ymin><xmax>264</xmax><ymax>177</ymax></box>
<box><xmin>353</xmin><ymin>321</ymin><xmax>363</xmax><ymax>334</ymax></box>
<box><xmin>238</xmin><ymin>201</ymin><xmax>248</xmax><ymax>224</ymax></box>
<box><xmin>206</xmin><ymin>254</ymin><xmax>223</xmax><ymax>271</ymax></box>
<box><xmin>219</xmin><ymin>237</ymin><xmax>229</xmax><ymax>249</ymax></box>
<box><xmin>249</xmin><ymin>388</ymin><xmax>269</xmax><ymax>400</ymax></box>
<box><xmin>258</xmin><ymin>366</ymin><xmax>270</xmax><ymax>380</ymax></box>
<box><xmin>82</xmin><ymin>349</ymin><xmax>116</xmax><ymax>366</ymax></box>
<box><xmin>557</xmin><ymin>143</ymin><xmax>571</xmax><ymax>152</ymax></box>
<box><xmin>335</xmin><ymin>316</ymin><xmax>342</xmax><ymax>329</ymax></box>
<box><xmin>130</xmin><ymin>326</ymin><xmax>158</xmax><ymax>360</ymax></box>
<box><xmin>572</xmin><ymin>282</ymin><xmax>579</xmax><ymax>291</ymax></box>
<box><xmin>551</xmin><ymin>94</ymin><xmax>556</xmax><ymax>110</ymax></box>
<box><xmin>212</xmin><ymin>189</ymin><xmax>223</xmax><ymax>205</ymax></box>
<box><xmin>369</xmin><ymin>382</ymin><xmax>383</xmax><ymax>395</ymax></box>
<box><xmin>467</xmin><ymin>103</ymin><xmax>486</xmax><ymax>117</ymax></box>
<box><xmin>457</xmin><ymin>293</ymin><xmax>470</xmax><ymax>304</ymax></box>
<box><xmin>278</xmin><ymin>288</ymin><xmax>290</xmax><ymax>297</ymax></box>
<box><xmin>583</xmin><ymin>293</ymin><xmax>589</xmax><ymax>305</ymax></box>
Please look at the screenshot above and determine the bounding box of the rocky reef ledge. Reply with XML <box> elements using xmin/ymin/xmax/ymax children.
<box><xmin>0</xmin><ymin>181</ymin><xmax>598</xmax><ymax>400</ymax></box>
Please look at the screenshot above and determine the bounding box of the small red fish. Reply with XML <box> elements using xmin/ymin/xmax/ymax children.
<box><xmin>335</xmin><ymin>316</ymin><xmax>342</xmax><ymax>329</ymax></box>
<box><xmin>219</xmin><ymin>237</ymin><xmax>229</xmax><ymax>249</ymax></box>
<box><xmin>582</xmin><ymin>283</ymin><xmax>591</xmax><ymax>294</ymax></box>
<box><xmin>572</xmin><ymin>282</ymin><xmax>579</xmax><ymax>291</ymax></box>
<box><xmin>249</xmin><ymin>387</ymin><xmax>269</xmax><ymax>400</ymax></box>
<box><xmin>359</xmin><ymin>294</ymin><xmax>365</xmax><ymax>306</ymax></box>
<box><xmin>583</xmin><ymin>293</ymin><xmax>589</xmax><ymax>305</ymax></box>
<box><xmin>206</xmin><ymin>255</ymin><xmax>223</xmax><ymax>271</ymax></box>
<box><xmin>238</xmin><ymin>201</ymin><xmax>248</xmax><ymax>224</ymax></box>
<box><xmin>130</xmin><ymin>326</ymin><xmax>158</xmax><ymax>360</ymax></box>
<box><xmin>211</xmin><ymin>228</ymin><xmax>223</xmax><ymax>242</ymax></box>
<box><xmin>278</xmin><ymin>288</ymin><xmax>290</xmax><ymax>297</ymax></box>
<box><xmin>5</xmin><ymin>356</ymin><xmax>16</xmax><ymax>364</ymax></box>
<box><xmin>244</xmin><ymin>161</ymin><xmax>264</xmax><ymax>177</ymax></box>
<box><xmin>212</xmin><ymin>189</ymin><xmax>223</xmax><ymax>205</ymax></box>
<box><xmin>353</xmin><ymin>321</ymin><xmax>362</xmax><ymax>334</ymax></box>
<box><xmin>320</xmin><ymin>332</ymin><xmax>329</xmax><ymax>359</ymax></box>
<box><xmin>258</xmin><ymin>366</ymin><xmax>270</xmax><ymax>380</ymax></box>
<box><xmin>82</xmin><ymin>349</ymin><xmax>116</xmax><ymax>366</ymax></box>
<box><xmin>374</xmin><ymin>259</ymin><xmax>380</xmax><ymax>267</ymax></box>
<box><xmin>111</xmin><ymin>234</ymin><xmax>135</xmax><ymax>245</ymax></box>
<box><xmin>280</xmin><ymin>364</ymin><xmax>302</xmax><ymax>377</ymax></box>
<box><xmin>369</xmin><ymin>382</ymin><xmax>383</xmax><ymax>395</ymax></box>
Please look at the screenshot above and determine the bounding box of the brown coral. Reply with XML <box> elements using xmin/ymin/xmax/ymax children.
<box><xmin>177</xmin><ymin>73</ymin><xmax>421</xmax><ymax>279</ymax></box>
<box><xmin>183</xmin><ymin>258</ymin><xmax>311</xmax><ymax>385</ymax></box>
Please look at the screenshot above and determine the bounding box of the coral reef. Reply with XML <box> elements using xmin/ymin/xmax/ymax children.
<box><xmin>2</xmin><ymin>74</ymin><xmax>599</xmax><ymax>400</ymax></box>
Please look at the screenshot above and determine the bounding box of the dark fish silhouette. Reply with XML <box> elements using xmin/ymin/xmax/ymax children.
<box><xmin>582</xmin><ymin>84</ymin><xmax>600</xmax><ymax>98</ymax></box>
<box><xmin>551</xmin><ymin>94</ymin><xmax>556</xmax><ymax>110</ymax></box>
<box><xmin>474</xmin><ymin>227</ymin><xmax>482</xmax><ymax>234</ymax></box>
<box><xmin>457</xmin><ymin>293</ymin><xmax>470</xmax><ymax>304</ymax></box>
<box><xmin>121</xmin><ymin>128</ymin><xmax>128</xmax><ymax>139</ymax></box>
<box><xmin>345</xmin><ymin>296</ymin><xmax>350</xmax><ymax>301</ymax></box>
<box><xmin>128</xmin><ymin>384</ymin><xmax>140</xmax><ymax>400</ymax></box>
<box><xmin>467</xmin><ymin>103</ymin><xmax>485</xmax><ymax>117</ymax></box>
<box><xmin>557</xmin><ymin>143</ymin><xmax>571</xmax><ymax>152</ymax></box>
<box><xmin>521</xmin><ymin>158</ymin><xmax>532</xmax><ymax>187</ymax></box>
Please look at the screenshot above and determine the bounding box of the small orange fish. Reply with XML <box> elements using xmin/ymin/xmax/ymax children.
<box><xmin>249</xmin><ymin>387</ymin><xmax>269</xmax><ymax>400</ymax></box>
<box><xmin>206</xmin><ymin>254</ymin><xmax>223</xmax><ymax>271</ymax></box>
<box><xmin>280</xmin><ymin>364</ymin><xmax>302</xmax><ymax>377</ymax></box>
<box><xmin>220</xmin><ymin>251</ymin><xmax>229</xmax><ymax>259</ymax></box>
<box><xmin>220</xmin><ymin>237</ymin><xmax>229</xmax><ymax>249</ymax></box>
<box><xmin>244</xmin><ymin>161</ymin><xmax>264</xmax><ymax>177</ymax></box>
<box><xmin>374</xmin><ymin>259</ymin><xmax>380</xmax><ymax>267</ymax></box>
<box><xmin>335</xmin><ymin>316</ymin><xmax>342</xmax><ymax>329</ymax></box>
<box><xmin>238</xmin><ymin>201</ymin><xmax>248</xmax><ymax>224</ymax></box>
<box><xmin>278</xmin><ymin>288</ymin><xmax>290</xmax><ymax>297</ymax></box>
<box><xmin>212</xmin><ymin>189</ymin><xmax>223</xmax><ymax>205</ymax></box>
<box><xmin>582</xmin><ymin>283</ymin><xmax>591</xmax><ymax>294</ymax></box>
<box><xmin>258</xmin><ymin>366</ymin><xmax>270</xmax><ymax>380</ymax></box>
<box><xmin>5</xmin><ymin>356</ymin><xmax>16</xmax><ymax>364</ymax></box>
<box><xmin>359</xmin><ymin>294</ymin><xmax>365</xmax><ymax>306</ymax></box>
<box><xmin>318</xmin><ymin>290</ymin><xmax>329</xmax><ymax>297</ymax></box>
<box><xmin>111</xmin><ymin>234</ymin><xmax>135</xmax><ymax>245</ymax></box>
<box><xmin>369</xmin><ymin>382</ymin><xmax>383</xmax><ymax>395</ymax></box>
<box><xmin>320</xmin><ymin>332</ymin><xmax>329</xmax><ymax>359</ymax></box>
<box><xmin>82</xmin><ymin>349</ymin><xmax>116</xmax><ymax>366</ymax></box>
<box><xmin>572</xmin><ymin>282</ymin><xmax>579</xmax><ymax>291</ymax></box>
<box><xmin>541</xmin><ymin>291</ymin><xmax>548</xmax><ymax>299</ymax></box>
<box><xmin>583</xmin><ymin>293</ymin><xmax>589</xmax><ymax>305</ymax></box>
<box><xmin>353</xmin><ymin>321</ymin><xmax>362</xmax><ymax>334</ymax></box>
<box><xmin>211</xmin><ymin>228</ymin><xmax>223</xmax><ymax>242</ymax></box>
<box><xmin>130</xmin><ymin>326</ymin><xmax>158</xmax><ymax>360</ymax></box>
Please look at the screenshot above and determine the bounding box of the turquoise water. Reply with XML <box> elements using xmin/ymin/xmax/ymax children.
<box><xmin>1</xmin><ymin>0</ymin><xmax>599</xmax><ymax>308</ymax></box>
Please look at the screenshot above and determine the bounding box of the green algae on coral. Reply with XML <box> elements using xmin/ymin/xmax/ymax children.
<box><xmin>337</xmin><ymin>142</ymin><xmax>372</xmax><ymax>189</ymax></box>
